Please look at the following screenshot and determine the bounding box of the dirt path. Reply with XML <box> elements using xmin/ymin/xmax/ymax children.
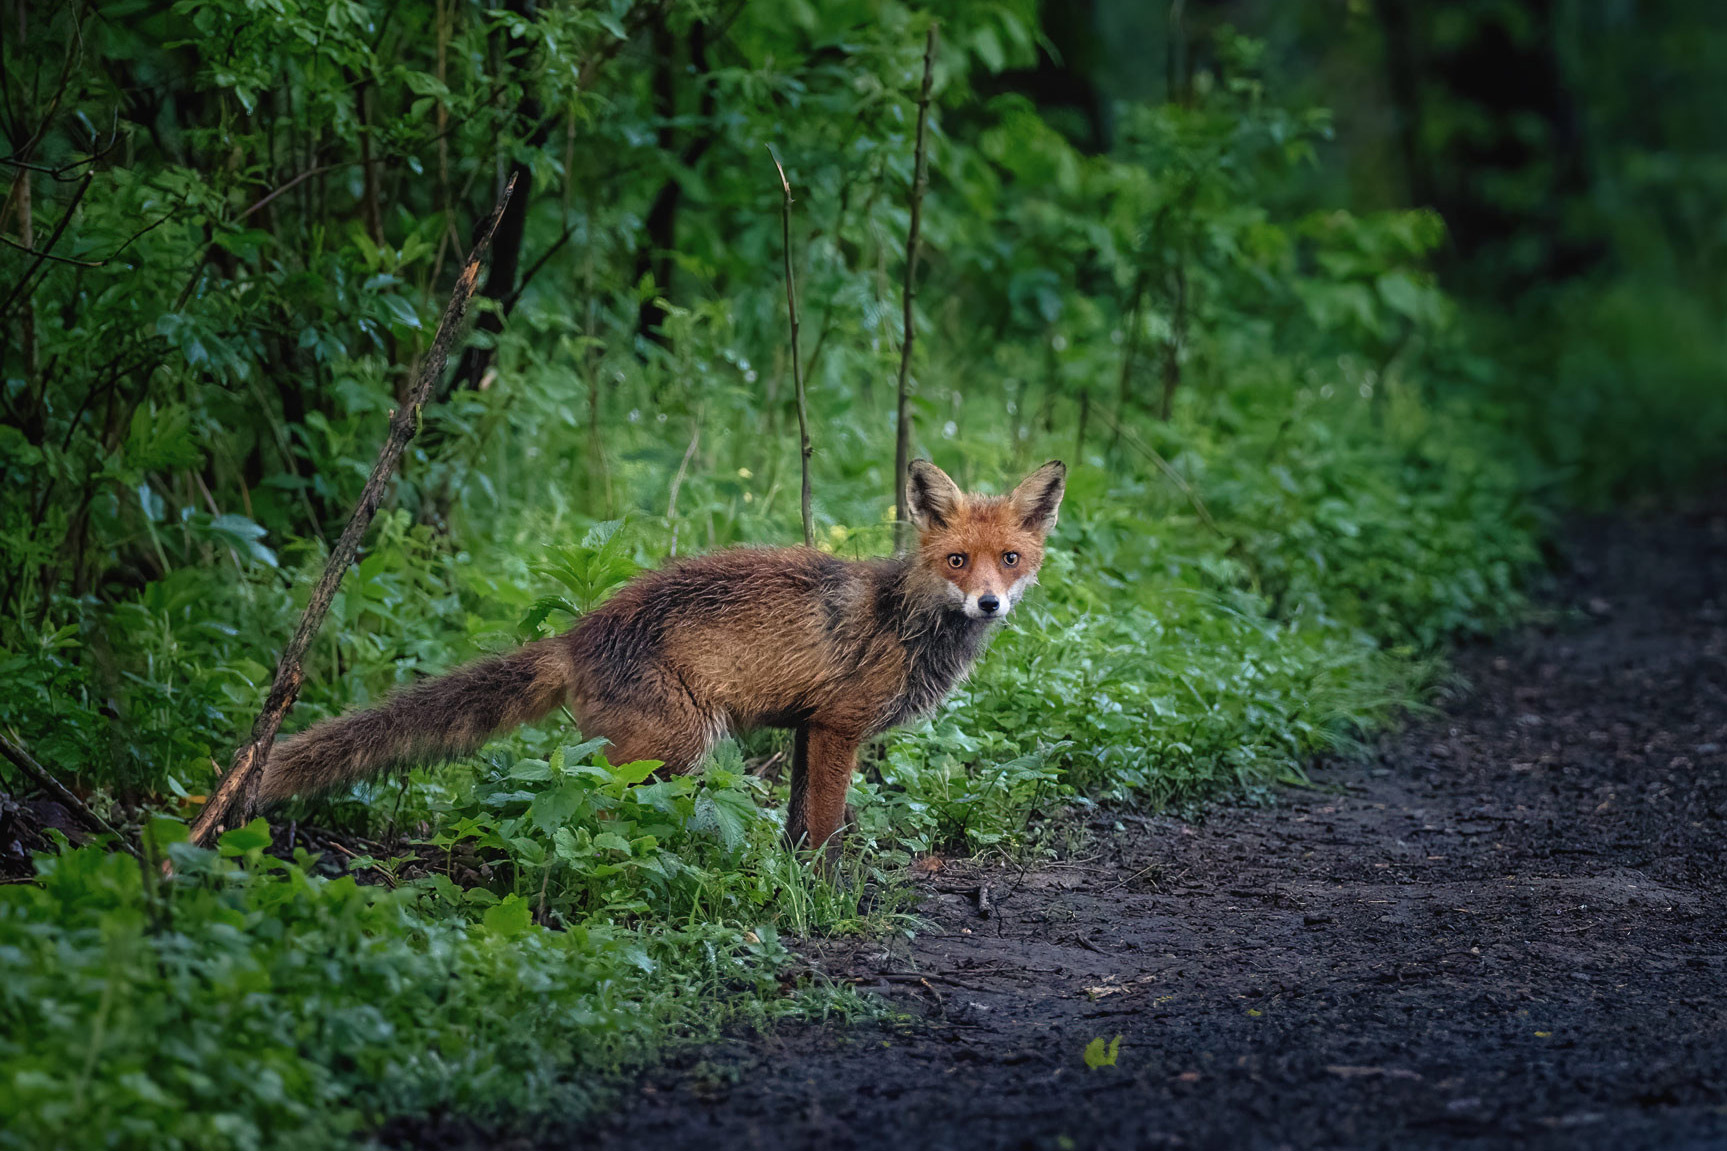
<box><xmin>570</xmin><ymin>509</ymin><xmax>1727</xmax><ymax>1151</ymax></box>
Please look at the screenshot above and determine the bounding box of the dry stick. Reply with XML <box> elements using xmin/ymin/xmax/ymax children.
<box><xmin>189</xmin><ymin>175</ymin><xmax>518</xmax><ymax>848</ymax></box>
<box><xmin>893</xmin><ymin>24</ymin><xmax>939</xmax><ymax>552</ymax></box>
<box><xmin>0</xmin><ymin>732</ymin><xmax>138</xmax><ymax>856</ymax></box>
<box><xmin>771</xmin><ymin>147</ymin><xmax>815</xmax><ymax>547</ymax></box>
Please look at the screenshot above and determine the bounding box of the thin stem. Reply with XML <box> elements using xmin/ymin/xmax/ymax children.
<box><xmin>894</xmin><ymin>24</ymin><xmax>938</xmax><ymax>551</ymax></box>
<box><xmin>772</xmin><ymin>147</ymin><xmax>814</xmax><ymax>547</ymax></box>
<box><xmin>666</xmin><ymin>419</ymin><xmax>700</xmax><ymax>557</ymax></box>
<box><xmin>1111</xmin><ymin>264</ymin><xmax>1149</xmax><ymax>451</ymax></box>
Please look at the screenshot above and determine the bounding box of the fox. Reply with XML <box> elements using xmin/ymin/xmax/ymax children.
<box><xmin>259</xmin><ymin>458</ymin><xmax>1066</xmax><ymax>860</ymax></box>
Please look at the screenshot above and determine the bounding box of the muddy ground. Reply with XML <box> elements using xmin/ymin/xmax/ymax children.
<box><xmin>559</xmin><ymin>507</ymin><xmax>1727</xmax><ymax>1151</ymax></box>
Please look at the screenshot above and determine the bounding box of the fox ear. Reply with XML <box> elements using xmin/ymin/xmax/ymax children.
<box><xmin>906</xmin><ymin>460</ymin><xmax>963</xmax><ymax>530</ymax></box>
<box><xmin>1009</xmin><ymin>460</ymin><xmax>1067</xmax><ymax>535</ymax></box>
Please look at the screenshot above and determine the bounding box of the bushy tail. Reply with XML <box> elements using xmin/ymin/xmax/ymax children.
<box><xmin>259</xmin><ymin>638</ymin><xmax>574</xmax><ymax>806</ymax></box>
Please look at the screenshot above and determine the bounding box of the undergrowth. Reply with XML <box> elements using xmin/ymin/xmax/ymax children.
<box><xmin>0</xmin><ymin>819</ymin><xmax>808</xmax><ymax>1149</ymax></box>
<box><xmin>0</xmin><ymin>8</ymin><xmax>1548</xmax><ymax>1149</ymax></box>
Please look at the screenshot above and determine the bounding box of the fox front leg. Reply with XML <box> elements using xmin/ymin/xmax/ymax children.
<box><xmin>785</xmin><ymin>724</ymin><xmax>859</xmax><ymax>868</ymax></box>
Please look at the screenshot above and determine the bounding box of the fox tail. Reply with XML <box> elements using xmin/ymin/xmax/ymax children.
<box><xmin>258</xmin><ymin>639</ymin><xmax>573</xmax><ymax>806</ymax></box>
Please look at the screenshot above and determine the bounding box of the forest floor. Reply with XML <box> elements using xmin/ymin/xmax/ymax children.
<box><xmin>551</xmin><ymin>505</ymin><xmax>1727</xmax><ymax>1151</ymax></box>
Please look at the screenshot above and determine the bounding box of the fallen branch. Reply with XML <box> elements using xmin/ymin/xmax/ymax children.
<box><xmin>189</xmin><ymin>175</ymin><xmax>518</xmax><ymax>847</ymax></box>
<box><xmin>892</xmin><ymin>24</ymin><xmax>938</xmax><ymax>551</ymax></box>
<box><xmin>770</xmin><ymin>147</ymin><xmax>815</xmax><ymax>547</ymax></box>
<box><xmin>0</xmin><ymin>732</ymin><xmax>138</xmax><ymax>856</ymax></box>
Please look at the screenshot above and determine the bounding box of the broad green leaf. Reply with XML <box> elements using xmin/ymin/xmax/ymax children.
<box><xmin>217</xmin><ymin>818</ymin><xmax>273</xmax><ymax>856</ymax></box>
<box><xmin>483</xmin><ymin>894</ymin><xmax>533</xmax><ymax>937</ymax></box>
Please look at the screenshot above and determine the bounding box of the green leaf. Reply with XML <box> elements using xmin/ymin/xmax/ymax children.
<box><xmin>483</xmin><ymin>894</ymin><xmax>533</xmax><ymax>937</ymax></box>
<box><xmin>1083</xmin><ymin>1034</ymin><xmax>1122</xmax><ymax>1069</ymax></box>
<box><xmin>520</xmin><ymin>595</ymin><xmax>579</xmax><ymax>638</ymax></box>
<box><xmin>560</xmin><ymin>737</ymin><xmax>611</xmax><ymax>768</ymax></box>
<box><xmin>552</xmin><ymin>826</ymin><xmax>590</xmax><ymax>863</ymax></box>
<box><xmin>143</xmin><ymin>814</ymin><xmax>190</xmax><ymax>854</ymax></box>
<box><xmin>377</xmin><ymin>293</ymin><xmax>422</xmax><ymax>330</ymax></box>
<box><xmin>509</xmin><ymin>758</ymin><xmax>553</xmax><ymax>781</ymax></box>
<box><xmin>217</xmin><ymin>818</ymin><xmax>273</xmax><ymax>857</ymax></box>
<box><xmin>603</xmin><ymin>758</ymin><xmax>662</xmax><ymax>790</ymax></box>
<box><xmin>0</xmin><ymin>424</ymin><xmax>42</xmax><ymax>466</ymax></box>
<box><xmin>528</xmin><ymin>781</ymin><xmax>587</xmax><ymax>833</ymax></box>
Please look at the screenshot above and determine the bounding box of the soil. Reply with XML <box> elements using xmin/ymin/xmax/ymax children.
<box><xmin>563</xmin><ymin>507</ymin><xmax>1727</xmax><ymax>1151</ymax></box>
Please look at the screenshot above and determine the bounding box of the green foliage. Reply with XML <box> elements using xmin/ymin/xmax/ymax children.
<box><xmin>411</xmin><ymin>738</ymin><xmax>879</xmax><ymax>935</ymax></box>
<box><xmin>0</xmin><ymin>828</ymin><xmax>791</xmax><ymax>1150</ymax></box>
<box><xmin>520</xmin><ymin>520</ymin><xmax>642</xmax><ymax>637</ymax></box>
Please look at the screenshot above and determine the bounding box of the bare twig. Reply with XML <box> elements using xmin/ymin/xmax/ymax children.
<box><xmin>0</xmin><ymin>171</ymin><xmax>92</xmax><ymax>319</ymax></box>
<box><xmin>235</xmin><ymin>162</ymin><xmax>342</xmax><ymax>223</ymax></box>
<box><xmin>502</xmin><ymin>220</ymin><xmax>578</xmax><ymax>314</ymax></box>
<box><xmin>893</xmin><ymin>25</ymin><xmax>938</xmax><ymax>551</ymax></box>
<box><xmin>0</xmin><ymin>233</ymin><xmax>100</xmax><ymax>266</ymax></box>
<box><xmin>189</xmin><ymin>175</ymin><xmax>519</xmax><ymax>847</ymax></box>
<box><xmin>748</xmin><ymin>748</ymin><xmax>787</xmax><ymax>783</ymax></box>
<box><xmin>0</xmin><ymin>732</ymin><xmax>137</xmax><ymax>856</ymax></box>
<box><xmin>1107</xmin><ymin>860</ymin><xmax>1162</xmax><ymax>891</ymax></box>
<box><xmin>0</xmin><ymin>131</ymin><xmax>120</xmax><ymax>180</ymax></box>
<box><xmin>866</xmin><ymin>971</ymin><xmax>994</xmax><ymax>995</ymax></box>
<box><xmin>770</xmin><ymin>147</ymin><xmax>815</xmax><ymax>548</ymax></box>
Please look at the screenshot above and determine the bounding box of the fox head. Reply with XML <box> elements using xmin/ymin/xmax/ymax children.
<box><xmin>906</xmin><ymin>459</ymin><xmax>1067</xmax><ymax>621</ymax></box>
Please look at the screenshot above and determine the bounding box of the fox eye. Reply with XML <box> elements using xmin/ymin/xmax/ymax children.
<box><xmin>947</xmin><ymin>553</ymin><xmax>966</xmax><ymax>569</ymax></box>
<box><xmin>1002</xmin><ymin>551</ymin><xmax>1020</xmax><ymax>567</ymax></box>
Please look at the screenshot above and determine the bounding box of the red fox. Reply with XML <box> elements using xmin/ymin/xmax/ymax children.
<box><xmin>260</xmin><ymin>459</ymin><xmax>1066</xmax><ymax>858</ymax></box>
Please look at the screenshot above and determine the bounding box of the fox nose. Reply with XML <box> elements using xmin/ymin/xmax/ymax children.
<box><xmin>977</xmin><ymin>594</ymin><xmax>1001</xmax><ymax>616</ymax></box>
